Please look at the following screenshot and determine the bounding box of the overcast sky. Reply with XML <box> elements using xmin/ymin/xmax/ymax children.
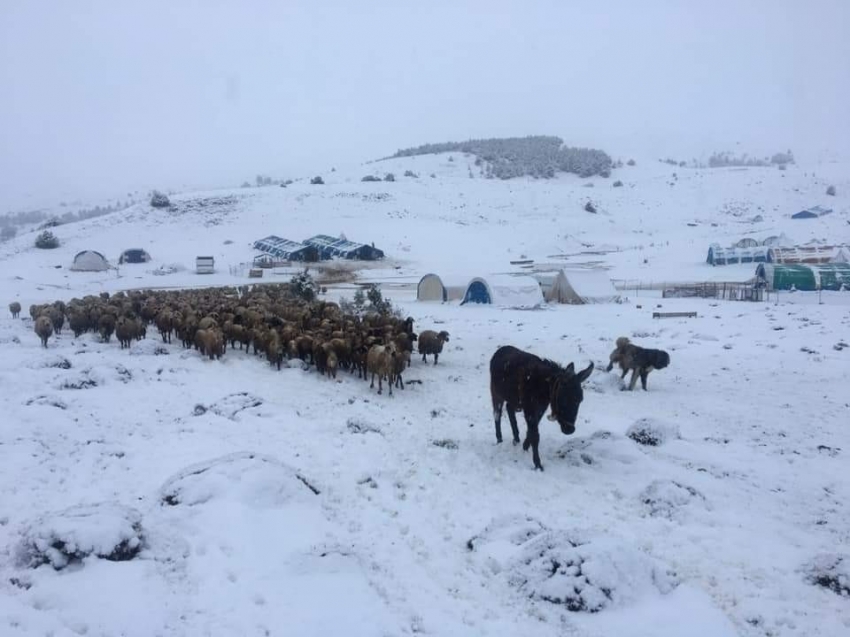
<box><xmin>1</xmin><ymin>0</ymin><xmax>848</xmax><ymax>209</ymax></box>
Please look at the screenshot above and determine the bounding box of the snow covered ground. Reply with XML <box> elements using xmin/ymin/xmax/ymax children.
<box><xmin>1</xmin><ymin>155</ymin><xmax>849</xmax><ymax>636</ymax></box>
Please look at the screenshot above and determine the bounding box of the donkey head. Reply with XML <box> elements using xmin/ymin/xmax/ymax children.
<box><xmin>547</xmin><ymin>362</ymin><xmax>594</xmax><ymax>435</ymax></box>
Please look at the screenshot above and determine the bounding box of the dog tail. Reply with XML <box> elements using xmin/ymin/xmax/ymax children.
<box><xmin>655</xmin><ymin>351</ymin><xmax>670</xmax><ymax>370</ymax></box>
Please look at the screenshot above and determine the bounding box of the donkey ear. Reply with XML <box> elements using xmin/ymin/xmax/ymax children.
<box><xmin>565</xmin><ymin>362</ymin><xmax>575</xmax><ymax>375</ymax></box>
<box><xmin>576</xmin><ymin>362</ymin><xmax>594</xmax><ymax>383</ymax></box>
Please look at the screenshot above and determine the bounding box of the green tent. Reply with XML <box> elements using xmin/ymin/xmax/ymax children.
<box><xmin>756</xmin><ymin>263</ymin><xmax>850</xmax><ymax>291</ymax></box>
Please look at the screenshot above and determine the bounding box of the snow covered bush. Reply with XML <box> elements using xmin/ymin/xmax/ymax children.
<box><xmin>613</xmin><ymin>180</ymin><xmax>623</xmax><ymax>187</ymax></box>
<box><xmin>801</xmin><ymin>554</ymin><xmax>850</xmax><ymax>597</ymax></box>
<box><xmin>826</xmin><ymin>185</ymin><xmax>836</xmax><ymax>196</ymax></box>
<box><xmin>16</xmin><ymin>503</ymin><xmax>145</xmax><ymax>570</ymax></box>
<box><xmin>159</xmin><ymin>452</ymin><xmax>320</xmax><ymax>507</ymax></box>
<box><xmin>35</xmin><ymin>230</ymin><xmax>59</xmax><ymax>249</ymax></box>
<box><xmin>584</xmin><ymin>201</ymin><xmax>597</xmax><ymax>213</ymax></box>
<box><xmin>627</xmin><ymin>158</ymin><xmax>636</xmax><ymax>166</ymax></box>
<box><xmin>506</xmin><ymin>532</ymin><xmax>677</xmax><ymax>611</ymax></box>
<box><xmin>384</xmin><ymin>173</ymin><xmax>395</xmax><ymax>182</ymax></box>
<box><xmin>361</xmin><ymin>175</ymin><xmax>381</xmax><ymax>182</ymax></box>
<box><xmin>150</xmin><ymin>190</ymin><xmax>171</xmax><ymax>208</ymax></box>
<box><xmin>403</xmin><ymin>170</ymin><xmax>418</xmax><ymax>178</ymax></box>
<box><xmin>310</xmin><ymin>176</ymin><xmax>325</xmax><ymax>185</ymax></box>
<box><xmin>626</xmin><ymin>418</ymin><xmax>680</xmax><ymax>446</ymax></box>
<box><xmin>640</xmin><ymin>480</ymin><xmax>707</xmax><ymax>519</ymax></box>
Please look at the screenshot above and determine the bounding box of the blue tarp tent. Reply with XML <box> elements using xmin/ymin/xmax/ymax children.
<box><xmin>303</xmin><ymin>235</ymin><xmax>385</xmax><ymax>260</ymax></box>
<box><xmin>253</xmin><ymin>236</ymin><xmax>318</xmax><ymax>261</ymax></box>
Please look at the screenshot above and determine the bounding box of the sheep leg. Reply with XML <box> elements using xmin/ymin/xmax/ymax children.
<box><xmin>434</xmin><ymin>353</ymin><xmax>439</xmax><ymax>365</ymax></box>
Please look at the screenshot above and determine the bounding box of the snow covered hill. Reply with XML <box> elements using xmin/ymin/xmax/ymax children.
<box><xmin>1</xmin><ymin>154</ymin><xmax>849</xmax><ymax>637</ymax></box>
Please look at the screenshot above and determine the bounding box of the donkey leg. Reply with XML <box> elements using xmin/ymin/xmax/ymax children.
<box><xmin>628</xmin><ymin>369</ymin><xmax>640</xmax><ymax>391</ymax></box>
<box><xmin>528</xmin><ymin>424</ymin><xmax>543</xmax><ymax>471</ymax></box>
<box><xmin>506</xmin><ymin>407</ymin><xmax>521</xmax><ymax>445</ymax></box>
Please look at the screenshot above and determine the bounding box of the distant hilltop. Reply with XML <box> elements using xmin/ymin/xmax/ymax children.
<box><xmin>389</xmin><ymin>135</ymin><xmax>613</xmax><ymax>180</ymax></box>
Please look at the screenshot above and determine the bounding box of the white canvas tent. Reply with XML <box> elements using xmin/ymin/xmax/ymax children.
<box><xmin>541</xmin><ymin>269</ymin><xmax>621</xmax><ymax>304</ymax></box>
<box><xmin>461</xmin><ymin>274</ymin><xmax>544</xmax><ymax>308</ymax></box>
<box><xmin>416</xmin><ymin>273</ymin><xmax>468</xmax><ymax>302</ymax></box>
<box><xmin>70</xmin><ymin>250</ymin><xmax>110</xmax><ymax>272</ymax></box>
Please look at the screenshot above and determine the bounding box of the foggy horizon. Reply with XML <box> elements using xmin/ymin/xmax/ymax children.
<box><xmin>2</xmin><ymin>0</ymin><xmax>848</xmax><ymax>210</ymax></box>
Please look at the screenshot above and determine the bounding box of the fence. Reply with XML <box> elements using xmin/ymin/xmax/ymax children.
<box><xmin>662</xmin><ymin>282</ymin><xmax>764</xmax><ymax>301</ymax></box>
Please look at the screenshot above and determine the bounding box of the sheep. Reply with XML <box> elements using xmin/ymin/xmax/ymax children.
<box><xmin>156</xmin><ymin>310</ymin><xmax>173</xmax><ymax>343</ymax></box>
<box><xmin>326</xmin><ymin>350</ymin><xmax>339</xmax><ymax>379</ymax></box>
<box><xmin>417</xmin><ymin>330</ymin><xmax>450</xmax><ymax>365</ymax></box>
<box><xmin>199</xmin><ymin>329</ymin><xmax>224</xmax><ymax>360</ymax></box>
<box><xmin>68</xmin><ymin>309</ymin><xmax>89</xmax><ymax>337</ymax></box>
<box><xmin>115</xmin><ymin>316</ymin><xmax>137</xmax><ymax>349</ymax></box>
<box><xmin>9</xmin><ymin>302</ymin><xmax>21</xmax><ymax>319</ymax></box>
<box><xmin>392</xmin><ymin>349</ymin><xmax>411</xmax><ymax>389</ymax></box>
<box><xmin>367</xmin><ymin>343</ymin><xmax>398</xmax><ymax>396</ymax></box>
<box><xmin>393</xmin><ymin>332</ymin><xmax>416</xmax><ymax>368</ymax></box>
<box><xmin>34</xmin><ymin>315</ymin><xmax>53</xmax><ymax>348</ymax></box>
<box><xmin>47</xmin><ymin>307</ymin><xmax>65</xmax><ymax>334</ymax></box>
<box><xmin>98</xmin><ymin>314</ymin><xmax>116</xmax><ymax>343</ymax></box>
<box><xmin>266</xmin><ymin>331</ymin><xmax>285</xmax><ymax>370</ymax></box>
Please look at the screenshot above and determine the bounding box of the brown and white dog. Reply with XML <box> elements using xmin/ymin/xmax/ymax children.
<box><xmin>606</xmin><ymin>337</ymin><xmax>670</xmax><ymax>391</ymax></box>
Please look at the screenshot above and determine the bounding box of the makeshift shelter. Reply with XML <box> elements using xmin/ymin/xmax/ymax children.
<box><xmin>460</xmin><ymin>275</ymin><xmax>544</xmax><ymax>308</ymax></box>
<box><xmin>416</xmin><ymin>274</ymin><xmax>467</xmax><ymax>302</ymax></box>
<box><xmin>792</xmin><ymin>205</ymin><xmax>833</xmax><ymax>219</ymax></box>
<box><xmin>706</xmin><ymin>244</ymin><xmax>769</xmax><ymax>266</ymax></box>
<box><xmin>532</xmin><ymin>269</ymin><xmax>620</xmax><ymax>304</ymax></box>
<box><xmin>118</xmin><ymin>248</ymin><xmax>151</xmax><ymax>264</ymax></box>
<box><xmin>761</xmin><ymin>234</ymin><xmax>793</xmax><ymax>247</ymax></box>
<box><xmin>833</xmin><ymin>246</ymin><xmax>850</xmax><ymax>263</ymax></box>
<box><xmin>766</xmin><ymin>246</ymin><xmax>836</xmax><ymax>264</ymax></box>
<box><xmin>755</xmin><ymin>263</ymin><xmax>850</xmax><ymax>291</ymax></box>
<box><xmin>70</xmin><ymin>250</ymin><xmax>110</xmax><ymax>272</ymax></box>
<box><xmin>253</xmin><ymin>236</ymin><xmax>318</xmax><ymax>262</ymax></box>
<box><xmin>735</xmin><ymin>238</ymin><xmax>759</xmax><ymax>249</ymax></box>
<box><xmin>303</xmin><ymin>234</ymin><xmax>384</xmax><ymax>260</ymax></box>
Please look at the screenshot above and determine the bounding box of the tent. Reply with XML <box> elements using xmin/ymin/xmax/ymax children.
<box><xmin>118</xmin><ymin>248</ymin><xmax>151</xmax><ymax>264</ymax></box>
<box><xmin>735</xmin><ymin>238</ymin><xmax>759</xmax><ymax>248</ymax></box>
<box><xmin>706</xmin><ymin>244</ymin><xmax>769</xmax><ymax>266</ymax></box>
<box><xmin>541</xmin><ymin>269</ymin><xmax>621</xmax><ymax>304</ymax></box>
<box><xmin>460</xmin><ymin>275</ymin><xmax>544</xmax><ymax>308</ymax></box>
<box><xmin>253</xmin><ymin>236</ymin><xmax>319</xmax><ymax>262</ymax></box>
<box><xmin>761</xmin><ymin>233</ymin><xmax>793</xmax><ymax>247</ymax></box>
<box><xmin>766</xmin><ymin>246</ymin><xmax>837</xmax><ymax>264</ymax></box>
<box><xmin>792</xmin><ymin>205</ymin><xmax>833</xmax><ymax>219</ymax></box>
<box><xmin>756</xmin><ymin>263</ymin><xmax>850</xmax><ymax>291</ymax></box>
<box><xmin>416</xmin><ymin>273</ymin><xmax>467</xmax><ymax>302</ymax></box>
<box><xmin>833</xmin><ymin>246</ymin><xmax>850</xmax><ymax>263</ymax></box>
<box><xmin>70</xmin><ymin>250</ymin><xmax>110</xmax><ymax>272</ymax></box>
<box><xmin>303</xmin><ymin>234</ymin><xmax>384</xmax><ymax>260</ymax></box>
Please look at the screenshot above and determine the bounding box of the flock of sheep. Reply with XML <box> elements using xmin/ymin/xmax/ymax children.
<box><xmin>12</xmin><ymin>285</ymin><xmax>450</xmax><ymax>396</ymax></box>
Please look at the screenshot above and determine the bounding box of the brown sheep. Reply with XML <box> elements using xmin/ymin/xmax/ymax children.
<box><xmin>198</xmin><ymin>329</ymin><xmax>224</xmax><ymax>360</ymax></box>
<box><xmin>417</xmin><ymin>330</ymin><xmax>450</xmax><ymax>365</ymax></box>
<box><xmin>392</xmin><ymin>349</ymin><xmax>411</xmax><ymax>389</ymax></box>
<box><xmin>34</xmin><ymin>315</ymin><xmax>53</xmax><ymax>348</ymax></box>
<box><xmin>68</xmin><ymin>309</ymin><xmax>89</xmax><ymax>337</ymax></box>
<box><xmin>266</xmin><ymin>331</ymin><xmax>285</xmax><ymax>370</ymax></box>
<box><xmin>156</xmin><ymin>310</ymin><xmax>173</xmax><ymax>343</ymax></box>
<box><xmin>326</xmin><ymin>350</ymin><xmax>339</xmax><ymax>379</ymax></box>
<box><xmin>367</xmin><ymin>344</ymin><xmax>398</xmax><ymax>396</ymax></box>
<box><xmin>9</xmin><ymin>302</ymin><xmax>21</xmax><ymax>319</ymax></box>
<box><xmin>115</xmin><ymin>316</ymin><xmax>137</xmax><ymax>349</ymax></box>
<box><xmin>98</xmin><ymin>314</ymin><xmax>116</xmax><ymax>343</ymax></box>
